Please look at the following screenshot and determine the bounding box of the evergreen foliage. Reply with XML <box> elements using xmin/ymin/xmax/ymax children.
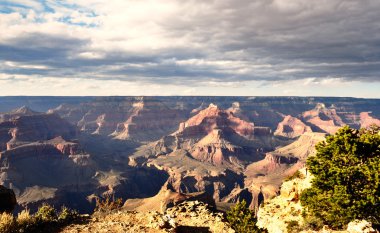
<box><xmin>301</xmin><ymin>126</ymin><xmax>380</xmax><ymax>229</ymax></box>
<box><xmin>226</xmin><ymin>199</ymin><xmax>264</xmax><ymax>233</ymax></box>
<box><xmin>35</xmin><ymin>203</ymin><xmax>57</xmax><ymax>223</ymax></box>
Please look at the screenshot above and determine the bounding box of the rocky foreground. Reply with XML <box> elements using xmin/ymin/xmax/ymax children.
<box><xmin>257</xmin><ymin>168</ymin><xmax>378</xmax><ymax>233</ymax></box>
<box><xmin>61</xmin><ymin>201</ymin><xmax>233</xmax><ymax>233</ymax></box>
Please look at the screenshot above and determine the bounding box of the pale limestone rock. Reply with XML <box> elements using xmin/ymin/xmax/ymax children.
<box><xmin>256</xmin><ymin>168</ymin><xmax>312</xmax><ymax>233</ymax></box>
<box><xmin>347</xmin><ymin>220</ymin><xmax>377</xmax><ymax>233</ymax></box>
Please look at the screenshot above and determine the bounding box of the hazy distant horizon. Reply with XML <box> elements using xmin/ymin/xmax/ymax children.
<box><xmin>1</xmin><ymin>95</ymin><xmax>380</xmax><ymax>99</ymax></box>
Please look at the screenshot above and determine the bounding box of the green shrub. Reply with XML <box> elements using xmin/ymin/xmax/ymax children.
<box><xmin>300</xmin><ymin>126</ymin><xmax>380</xmax><ymax>229</ymax></box>
<box><xmin>58</xmin><ymin>206</ymin><xmax>79</xmax><ymax>222</ymax></box>
<box><xmin>35</xmin><ymin>203</ymin><xmax>58</xmax><ymax>223</ymax></box>
<box><xmin>226</xmin><ymin>200</ymin><xmax>264</xmax><ymax>233</ymax></box>
<box><xmin>284</xmin><ymin>170</ymin><xmax>304</xmax><ymax>182</ymax></box>
<box><xmin>286</xmin><ymin>220</ymin><xmax>301</xmax><ymax>233</ymax></box>
<box><xmin>302</xmin><ymin>214</ymin><xmax>324</xmax><ymax>230</ymax></box>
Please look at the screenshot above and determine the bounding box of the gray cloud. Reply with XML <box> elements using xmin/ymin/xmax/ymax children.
<box><xmin>1</xmin><ymin>0</ymin><xmax>380</xmax><ymax>86</ymax></box>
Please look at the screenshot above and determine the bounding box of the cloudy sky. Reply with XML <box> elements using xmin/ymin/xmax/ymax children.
<box><xmin>1</xmin><ymin>0</ymin><xmax>380</xmax><ymax>96</ymax></box>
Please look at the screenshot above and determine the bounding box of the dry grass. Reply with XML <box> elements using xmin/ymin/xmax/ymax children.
<box><xmin>0</xmin><ymin>213</ymin><xmax>15</xmax><ymax>233</ymax></box>
<box><xmin>16</xmin><ymin>209</ymin><xmax>35</xmax><ymax>231</ymax></box>
<box><xmin>95</xmin><ymin>194</ymin><xmax>123</xmax><ymax>213</ymax></box>
<box><xmin>0</xmin><ymin>204</ymin><xmax>81</xmax><ymax>233</ymax></box>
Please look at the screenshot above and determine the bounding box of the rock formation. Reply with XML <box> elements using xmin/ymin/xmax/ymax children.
<box><xmin>257</xmin><ymin>168</ymin><xmax>379</xmax><ymax>233</ymax></box>
<box><xmin>0</xmin><ymin>185</ymin><xmax>17</xmax><ymax>213</ymax></box>
<box><xmin>302</xmin><ymin>103</ymin><xmax>345</xmax><ymax>134</ymax></box>
<box><xmin>243</xmin><ymin>132</ymin><xmax>325</xmax><ymax>210</ymax></box>
<box><xmin>113</xmin><ymin>98</ymin><xmax>187</xmax><ymax>142</ymax></box>
<box><xmin>62</xmin><ymin>201</ymin><xmax>234</xmax><ymax>233</ymax></box>
<box><xmin>0</xmin><ymin>109</ymin><xmax>96</xmax><ymax>212</ymax></box>
<box><xmin>360</xmin><ymin>112</ymin><xmax>380</xmax><ymax>129</ymax></box>
<box><xmin>128</xmin><ymin>104</ymin><xmax>285</xmax><ymax>212</ymax></box>
<box><xmin>123</xmin><ymin>182</ymin><xmax>216</xmax><ymax>213</ymax></box>
<box><xmin>178</xmin><ymin>103</ymin><xmax>255</xmax><ymax>138</ymax></box>
<box><xmin>270</xmin><ymin>132</ymin><xmax>326</xmax><ymax>161</ymax></box>
<box><xmin>274</xmin><ymin>115</ymin><xmax>312</xmax><ymax>138</ymax></box>
<box><xmin>0</xmin><ymin>106</ymin><xmax>38</xmax><ymax>122</ymax></box>
<box><xmin>256</xmin><ymin>168</ymin><xmax>312</xmax><ymax>233</ymax></box>
<box><xmin>1</xmin><ymin>113</ymin><xmax>77</xmax><ymax>150</ymax></box>
<box><xmin>50</xmin><ymin>97</ymin><xmax>187</xmax><ymax>142</ymax></box>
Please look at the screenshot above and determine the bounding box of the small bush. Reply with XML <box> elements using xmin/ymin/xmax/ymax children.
<box><xmin>58</xmin><ymin>206</ymin><xmax>79</xmax><ymax>222</ymax></box>
<box><xmin>35</xmin><ymin>203</ymin><xmax>58</xmax><ymax>223</ymax></box>
<box><xmin>302</xmin><ymin>214</ymin><xmax>324</xmax><ymax>230</ymax></box>
<box><xmin>226</xmin><ymin>200</ymin><xmax>265</xmax><ymax>233</ymax></box>
<box><xmin>95</xmin><ymin>194</ymin><xmax>123</xmax><ymax>213</ymax></box>
<box><xmin>284</xmin><ymin>170</ymin><xmax>304</xmax><ymax>182</ymax></box>
<box><xmin>0</xmin><ymin>213</ymin><xmax>15</xmax><ymax>233</ymax></box>
<box><xmin>16</xmin><ymin>209</ymin><xmax>35</xmax><ymax>232</ymax></box>
<box><xmin>286</xmin><ymin>220</ymin><xmax>301</xmax><ymax>233</ymax></box>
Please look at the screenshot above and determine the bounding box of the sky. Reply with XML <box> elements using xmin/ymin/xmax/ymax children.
<box><xmin>0</xmin><ymin>0</ymin><xmax>380</xmax><ymax>97</ymax></box>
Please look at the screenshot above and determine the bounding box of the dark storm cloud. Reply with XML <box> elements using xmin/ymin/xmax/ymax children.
<box><xmin>1</xmin><ymin>0</ymin><xmax>380</xmax><ymax>85</ymax></box>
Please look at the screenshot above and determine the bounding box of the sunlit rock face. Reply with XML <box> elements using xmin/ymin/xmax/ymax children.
<box><xmin>50</xmin><ymin>97</ymin><xmax>187</xmax><ymax>142</ymax></box>
<box><xmin>359</xmin><ymin>112</ymin><xmax>380</xmax><ymax>128</ymax></box>
<box><xmin>256</xmin><ymin>168</ymin><xmax>312</xmax><ymax>233</ymax></box>
<box><xmin>178</xmin><ymin>103</ymin><xmax>255</xmax><ymax>138</ymax></box>
<box><xmin>274</xmin><ymin>115</ymin><xmax>312</xmax><ymax>138</ymax></box>
<box><xmin>113</xmin><ymin>98</ymin><xmax>187</xmax><ymax>142</ymax></box>
<box><xmin>0</xmin><ymin>107</ymin><xmax>77</xmax><ymax>151</ymax></box>
<box><xmin>302</xmin><ymin>103</ymin><xmax>346</xmax><ymax>134</ymax></box>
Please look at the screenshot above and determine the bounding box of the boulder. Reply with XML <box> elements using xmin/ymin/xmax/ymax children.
<box><xmin>0</xmin><ymin>185</ymin><xmax>17</xmax><ymax>213</ymax></box>
<box><xmin>347</xmin><ymin>220</ymin><xmax>377</xmax><ymax>233</ymax></box>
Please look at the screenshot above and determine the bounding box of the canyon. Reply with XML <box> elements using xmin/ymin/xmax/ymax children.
<box><xmin>0</xmin><ymin>96</ymin><xmax>380</xmax><ymax>214</ymax></box>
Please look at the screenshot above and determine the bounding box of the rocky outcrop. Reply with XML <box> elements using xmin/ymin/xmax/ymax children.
<box><xmin>146</xmin><ymin>152</ymin><xmax>246</xmax><ymax>202</ymax></box>
<box><xmin>0</xmin><ymin>109</ymin><xmax>79</xmax><ymax>154</ymax></box>
<box><xmin>0</xmin><ymin>140</ymin><xmax>97</xmax><ymax>213</ymax></box>
<box><xmin>347</xmin><ymin>220</ymin><xmax>378</xmax><ymax>233</ymax></box>
<box><xmin>190</xmin><ymin>128</ymin><xmax>253</xmax><ymax>166</ymax></box>
<box><xmin>302</xmin><ymin>103</ymin><xmax>345</xmax><ymax>134</ymax></box>
<box><xmin>256</xmin><ymin>168</ymin><xmax>312</xmax><ymax>233</ymax></box>
<box><xmin>0</xmin><ymin>185</ymin><xmax>17</xmax><ymax>213</ymax></box>
<box><xmin>62</xmin><ymin>201</ymin><xmax>234</xmax><ymax>233</ymax></box>
<box><xmin>243</xmin><ymin>132</ymin><xmax>325</xmax><ymax>211</ymax></box>
<box><xmin>123</xmin><ymin>182</ymin><xmax>216</xmax><ymax>213</ymax></box>
<box><xmin>274</xmin><ymin>115</ymin><xmax>312</xmax><ymax>138</ymax></box>
<box><xmin>50</xmin><ymin>97</ymin><xmax>187</xmax><ymax>142</ymax></box>
<box><xmin>114</xmin><ymin>98</ymin><xmax>187</xmax><ymax>142</ymax></box>
<box><xmin>257</xmin><ymin>168</ymin><xmax>380</xmax><ymax>233</ymax></box>
<box><xmin>128</xmin><ymin>103</ymin><xmax>283</xmax><ymax>210</ymax></box>
<box><xmin>0</xmin><ymin>109</ymin><xmax>98</xmax><ymax>213</ymax></box>
<box><xmin>175</xmin><ymin>104</ymin><xmax>271</xmax><ymax>167</ymax></box>
<box><xmin>0</xmin><ymin>106</ymin><xmax>38</xmax><ymax>123</ymax></box>
<box><xmin>179</xmin><ymin>103</ymin><xmax>255</xmax><ymax>139</ymax></box>
<box><xmin>360</xmin><ymin>112</ymin><xmax>380</xmax><ymax>129</ymax></box>
<box><xmin>271</xmin><ymin>132</ymin><xmax>326</xmax><ymax>161</ymax></box>
<box><xmin>1</xmin><ymin>113</ymin><xmax>77</xmax><ymax>150</ymax></box>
